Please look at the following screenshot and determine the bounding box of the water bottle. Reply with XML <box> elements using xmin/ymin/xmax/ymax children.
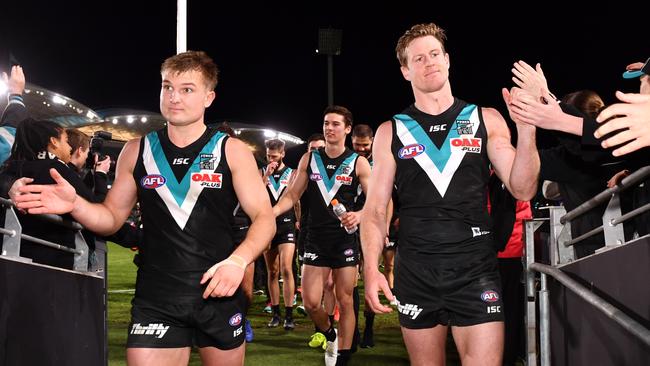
<box><xmin>331</xmin><ymin>199</ymin><xmax>358</xmax><ymax>234</ymax></box>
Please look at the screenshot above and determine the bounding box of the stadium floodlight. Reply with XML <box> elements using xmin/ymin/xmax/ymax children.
<box><xmin>317</xmin><ymin>28</ymin><xmax>342</xmax><ymax>106</ymax></box>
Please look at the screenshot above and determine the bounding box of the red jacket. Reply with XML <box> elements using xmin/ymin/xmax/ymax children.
<box><xmin>497</xmin><ymin>200</ymin><xmax>532</xmax><ymax>258</ymax></box>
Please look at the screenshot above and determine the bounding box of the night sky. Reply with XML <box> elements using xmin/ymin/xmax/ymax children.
<box><xmin>1</xmin><ymin>2</ymin><xmax>649</xmax><ymax>140</ymax></box>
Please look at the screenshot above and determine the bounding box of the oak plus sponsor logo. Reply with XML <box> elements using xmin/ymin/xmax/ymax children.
<box><xmin>335</xmin><ymin>175</ymin><xmax>353</xmax><ymax>185</ymax></box>
<box><xmin>395</xmin><ymin>299</ymin><xmax>423</xmax><ymax>320</ymax></box>
<box><xmin>130</xmin><ymin>323</ymin><xmax>170</xmax><ymax>339</ymax></box>
<box><xmin>309</xmin><ymin>173</ymin><xmax>322</xmax><ymax>181</ymax></box>
<box><xmin>191</xmin><ymin>172</ymin><xmax>223</xmax><ymax>188</ymax></box>
<box><xmin>398</xmin><ymin>144</ymin><xmax>425</xmax><ymax>159</ymax></box>
<box><xmin>450</xmin><ymin>138</ymin><xmax>482</xmax><ymax>153</ymax></box>
<box><xmin>141</xmin><ymin>174</ymin><xmax>167</xmax><ymax>189</ymax></box>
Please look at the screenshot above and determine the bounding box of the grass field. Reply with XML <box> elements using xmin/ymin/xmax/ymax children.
<box><xmin>107</xmin><ymin>243</ymin><xmax>461</xmax><ymax>365</ymax></box>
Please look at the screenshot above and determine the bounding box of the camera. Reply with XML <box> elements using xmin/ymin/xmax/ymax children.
<box><xmin>85</xmin><ymin>131</ymin><xmax>117</xmax><ymax>173</ymax></box>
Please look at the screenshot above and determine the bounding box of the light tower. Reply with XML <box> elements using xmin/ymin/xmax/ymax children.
<box><xmin>317</xmin><ymin>28</ymin><xmax>342</xmax><ymax>106</ymax></box>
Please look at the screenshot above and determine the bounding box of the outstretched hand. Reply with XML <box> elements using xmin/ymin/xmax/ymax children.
<box><xmin>13</xmin><ymin>168</ymin><xmax>76</xmax><ymax>214</ymax></box>
<box><xmin>2</xmin><ymin>65</ymin><xmax>26</xmax><ymax>95</ymax></box>
<box><xmin>511</xmin><ymin>61</ymin><xmax>550</xmax><ymax>102</ymax></box>
<box><xmin>596</xmin><ymin>91</ymin><xmax>650</xmax><ymax>156</ymax></box>
<box><xmin>502</xmin><ymin>87</ymin><xmax>561</xmax><ymax>129</ymax></box>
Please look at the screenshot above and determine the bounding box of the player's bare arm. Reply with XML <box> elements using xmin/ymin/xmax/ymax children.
<box><xmin>360</xmin><ymin>121</ymin><xmax>396</xmax><ymax>313</ymax></box>
<box><xmin>484</xmin><ymin>107</ymin><xmax>539</xmax><ymax>200</ymax></box>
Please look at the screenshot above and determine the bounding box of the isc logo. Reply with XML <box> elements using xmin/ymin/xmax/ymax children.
<box><xmin>398</xmin><ymin>144</ymin><xmax>425</xmax><ymax>159</ymax></box>
<box><xmin>429</xmin><ymin>124</ymin><xmax>446</xmax><ymax>132</ymax></box>
<box><xmin>141</xmin><ymin>174</ymin><xmax>166</xmax><ymax>189</ymax></box>
<box><xmin>487</xmin><ymin>305</ymin><xmax>501</xmax><ymax>314</ymax></box>
<box><xmin>481</xmin><ymin>290</ymin><xmax>500</xmax><ymax>303</ymax></box>
<box><xmin>172</xmin><ymin>157</ymin><xmax>190</xmax><ymax>165</ymax></box>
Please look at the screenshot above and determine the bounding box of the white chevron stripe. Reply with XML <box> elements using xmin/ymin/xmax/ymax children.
<box><xmin>142</xmin><ymin>135</ymin><xmax>224</xmax><ymax>230</ymax></box>
<box><xmin>309</xmin><ymin>155</ymin><xmax>358</xmax><ymax>206</ymax></box>
<box><xmin>395</xmin><ymin>108</ymin><xmax>479</xmax><ymax>197</ymax></box>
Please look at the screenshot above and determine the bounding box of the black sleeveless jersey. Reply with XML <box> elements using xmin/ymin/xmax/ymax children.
<box><xmin>133</xmin><ymin>127</ymin><xmax>238</xmax><ymax>303</ymax></box>
<box><xmin>305</xmin><ymin>147</ymin><xmax>360</xmax><ymax>245</ymax></box>
<box><xmin>263</xmin><ymin>165</ymin><xmax>295</xmax><ymax>225</ymax></box>
<box><xmin>391</xmin><ymin>99</ymin><xmax>492</xmax><ymax>262</ymax></box>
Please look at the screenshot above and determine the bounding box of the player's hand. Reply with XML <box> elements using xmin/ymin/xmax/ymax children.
<box><xmin>14</xmin><ymin>169</ymin><xmax>76</xmax><ymax>214</ymax></box>
<box><xmin>363</xmin><ymin>267</ymin><xmax>394</xmax><ymax>314</ymax></box>
<box><xmin>265</xmin><ymin>161</ymin><xmax>279</xmax><ymax>176</ymax></box>
<box><xmin>340</xmin><ymin>211</ymin><xmax>360</xmax><ymax>231</ymax></box>
<box><xmin>200</xmin><ymin>255</ymin><xmax>246</xmax><ymax>298</ymax></box>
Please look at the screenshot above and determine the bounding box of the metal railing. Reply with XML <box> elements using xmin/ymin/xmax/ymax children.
<box><xmin>524</xmin><ymin>165</ymin><xmax>650</xmax><ymax>366</ymax></box>
<box><xmin>0</xmin><ymin>197</ymin><xmax>89</xmax><ymax>271</ymax></box>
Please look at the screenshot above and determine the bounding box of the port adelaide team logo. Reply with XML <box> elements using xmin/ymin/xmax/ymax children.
<box><xmin>199</xmin><ymin>153</ymin><xmax>215</xmax><ymax>170</ymax></box>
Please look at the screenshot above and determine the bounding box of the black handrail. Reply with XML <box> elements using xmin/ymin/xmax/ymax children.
<box><xmin>529</xmin><ymin>262</ymin><xmax>650</xmax><ymax>348</ymax></box>
<box><xmin>560</xmin><ymin>166</ymin><xmax>650</xmax><ymax>225</ymax></box>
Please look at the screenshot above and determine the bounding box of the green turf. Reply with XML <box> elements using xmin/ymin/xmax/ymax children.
<box><xmin>107</xmin><ymin>242</ymin><xmax>462</xmax><ymax>365</ymax></box>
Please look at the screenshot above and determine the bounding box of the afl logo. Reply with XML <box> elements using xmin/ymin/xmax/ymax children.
<box><xmin>229</xmin><ymin>312</ymin><xmax>243</xmax><ymax>327</ymax></box>
<box><xmin>481</xmin><ymin>290</ymin><xmax>500</xmax><ymax>303</ymax></box>
<box><xmin>140</xmin><ymin>174</ymin><xmax>166</xmax><ymax>189</ymax></box>
<box><xmin>344</xmin><ymin>248</ymin><xmax>354</xmax><ymax>256</ymax></box>
<box><xmin>310</xmin><ymin>173</ymin><xmax>322</xmax><ymax>181</ymax></box>
<box><xmin>398</xmin><ymin>144</ymin><xmax>425</xmax><ymax>159</ymax></box>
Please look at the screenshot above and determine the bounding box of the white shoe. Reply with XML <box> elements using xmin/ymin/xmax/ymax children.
<box><xmin>324</xmin><ymin>329</ymin><xmax>338</xmax><ymax>366</ymax></box>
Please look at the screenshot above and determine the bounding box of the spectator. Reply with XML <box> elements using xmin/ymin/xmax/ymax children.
<box><xmin>1</xmin><ymin>119</ymin><xmax>95</xmax><ymax>269</ymax></box>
